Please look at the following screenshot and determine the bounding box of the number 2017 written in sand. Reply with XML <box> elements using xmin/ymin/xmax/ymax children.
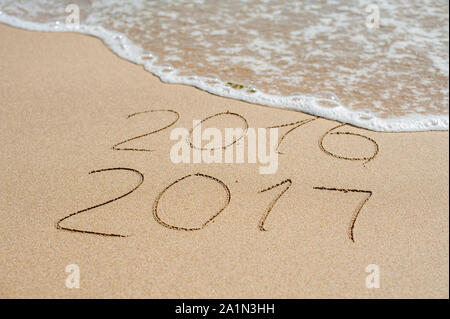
<box><xmin>56</xmin><ymin>109</ymin><xmax>379</xmax><ymax>243</ymax></box>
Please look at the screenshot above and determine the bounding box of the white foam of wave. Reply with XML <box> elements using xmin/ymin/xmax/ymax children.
<box><xmin>0</xmin><ymin>8</ymin><xmax>448</xmax><ymax>132</ymax></box>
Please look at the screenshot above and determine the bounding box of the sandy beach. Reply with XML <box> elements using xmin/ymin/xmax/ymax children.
<box><xmin>0</xmin><ymin>24</ymin><xmax>448</xmax><ymax>298</ymax></box>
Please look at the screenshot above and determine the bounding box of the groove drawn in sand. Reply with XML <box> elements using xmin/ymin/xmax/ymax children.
<box><xmin>267</xmin><ymin>117</ymin><xmax>317</xmax><ymax>154</ymax></box>
<box><xmin>319</xmin><ymin>123</ymin><xmax>379</xmax><ymax>164</ymax></box>
<box><xmin>152</xmin><ymin>173</ymin><xmax>231</xmax><ymax>231</ymax></box>
<box><xmin>313</xmin><ymin>186</ymin><xmax>373</xmax><ymax>242</ymax></box>
<box><xmin>112</xmin><ymin>109</ymin><xmax>179</xmax><ymax>152</ymax></box>
<box><xmin>188</xmin><ymin>111</ymin><xmax>248</xmax><ymax>151</ymax></box>
<box><xmin>56</xmin><ymin>167</ymin><xmax>144</xmax><ymax>237</ymax></box>
<box><xmin>258</xmin><ymin>179</ymin><xmax>292</xmax><ymax>231</ymax></box>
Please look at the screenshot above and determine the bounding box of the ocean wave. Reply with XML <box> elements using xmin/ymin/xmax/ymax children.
<box><xmin>0</xmin><ymin>0</ymin><xmax>448</xmax><ymax>132</ymax></box>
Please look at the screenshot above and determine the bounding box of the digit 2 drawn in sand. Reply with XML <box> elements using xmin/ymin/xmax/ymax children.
<box><xmin>319</xmin><ymin>123</ymin><xmax>379</xmax><ymax>164</ymax></box>
<box><xmin>152</xmin><ymin>173</ymin><xmax>231</xmax><ymax>231</ymax></box>
<box><xmin>56</xmin><ymin>167</ymin><xmax>144</xmax><ymax>237</ymax></box>
<box><xmin>188</xmin><ymin>111</ymin><xmax>248</xmax><ymax>150</ymax></box>
<box><xmin>266</xmin><ymin>117</ymin><xmax>317</xmax><ymax>154</ymax></box>
<box><xmin>258</xmin><ymin>179</ymin><xmax>292</xmax><ymax>231</ymax></box>
<box><xmin>313</xmin><ymin>186</ymin><xmax>372</xmax><ymax>242</ymax></box>
<box><xmin>113</xmin><ymin>109</ymin><xmax>179</xmax><ymax>152</ymax></box>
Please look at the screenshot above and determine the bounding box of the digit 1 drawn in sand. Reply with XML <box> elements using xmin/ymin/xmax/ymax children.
<box><xmin>266</xmin><ymin>117</ymin><xmax>317</xmax><ymax>154</ymax></box>
<box><xmin>319</xmin><ymin>123</ymin><xmax>379</xmax><ymax>164</ymax></box>
<box><xmin>112</xmin><ymin>109</ymin><xmax>180</xmax><ymax>152</ymax></box>
<box><xmin>313</xmin><ymin>186</ymin><xmax>373</xmax><ymax>242</ymax></box>
<box><xmin>152</xmin><ymin>173</ymin><xmax>231</xmax><ymax>231</ymax></box>
<box><xmin>188</xmin><ymin>111</ymin><xmax>248</xmax><ymax>150</ymax></box>
<box><xmin>56</xmin><ymin>167</ymin><xmax>144</xmax><ymax>237</ymax></box>
<box><xmin>257</xmin><ymin>179</ymin><xmax>292</xmax><ymax>231</ymax></box>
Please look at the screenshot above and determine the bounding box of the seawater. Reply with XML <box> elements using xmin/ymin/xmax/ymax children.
<box><xmin>0</xmin><ymin>0</ymin><xmax>448</xmax><ymax>132</ymax></box>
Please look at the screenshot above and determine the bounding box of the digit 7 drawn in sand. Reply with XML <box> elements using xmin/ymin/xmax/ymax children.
<box><xmin>313</xmin><ymin>186</ymin><xmax>373</xmax><ymax>242</ymax></box>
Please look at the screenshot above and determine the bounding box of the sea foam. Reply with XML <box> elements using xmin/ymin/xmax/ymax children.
<box><xmin>0</xmin><ymin>0</ymin><xmax>448</xmax><ymax>132</ymax></box>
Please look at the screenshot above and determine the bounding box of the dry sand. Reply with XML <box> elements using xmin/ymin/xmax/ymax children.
<box><xmin>0</xmin><ymin>24</ymin><xmax>448</xmax><ymax>298</ymax></box>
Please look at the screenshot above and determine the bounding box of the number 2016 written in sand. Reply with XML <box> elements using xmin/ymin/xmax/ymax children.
<box><xmin>56</xmin><ymin>109</ymin><xmax>379</xmax><ymax>243</ymax></box>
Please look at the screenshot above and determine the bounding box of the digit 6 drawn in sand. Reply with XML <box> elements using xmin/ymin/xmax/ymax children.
<box><xmin>313</xmin><ymin>186</ymin><xmax>372</xmax><ymax>242</ymax></box>
<box><xmin>113</xmin><ymin>109</ymin><xmax>179</xmax><ymax>152</ymax></box>
<box><xmin>258</xmin><ymin>179</ymin><xmax>292</xmax><ymax>231</ymax></box>
<box><xmin>188</xmin><ymin>111</ymin><xmax>248</xmax><ymax>150</ymax></box>
<box><xmin>152</xmin><ymin>173</ymin><xmax>231</xmax><ymax>231</ymax></box>
<box><xmin>56</xmin><ymin>167</ymin><xmax>144</xmax><ymax>237</ymax></box>
<box><xmin>266</xmin><ymin>117</ymin><xmax>317</xmax><ymax>154</ymax></box>
<box><xmin>319</xmin><ymin>123</ymin><xmax>379</xmax><ymax>164</ymax></box>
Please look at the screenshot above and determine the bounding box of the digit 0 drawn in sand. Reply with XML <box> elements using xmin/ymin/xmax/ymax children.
<box><xmin>152</xmin><ymin>173</ymin><xmax>231</xmax><ymax>231</ymax></box>
<box><xmin>56</xmin><ymin>167</ymin><xmax>144</xmax><ymax>237</ymax></box>
<box><xmin>266</xmin><ymin>117</ymin><xmax>317</xmax><ymax>154</ymax></box>
<box><xmin>188</xmin><ymin>111</ymin><xmax>248</xmax><ymax>150</ymax></box>
<box><xmin>258</xmin><ymin>179</ymin><xmax>292</xmax><ymax>231</ymax></box>
<box><xmin>313</xmin><ymin>186</ymin><xmax>373</xmax><ymax>242</ymax></box>
<box><xmin>319</xmin><ymin>123</ymin><xmax>379</xmax><ymax>164</ymax></box>
<box><xmin>113</xmin><ymin>109</ymin><xmax>180</xmax><ymax>152</ymax></box>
